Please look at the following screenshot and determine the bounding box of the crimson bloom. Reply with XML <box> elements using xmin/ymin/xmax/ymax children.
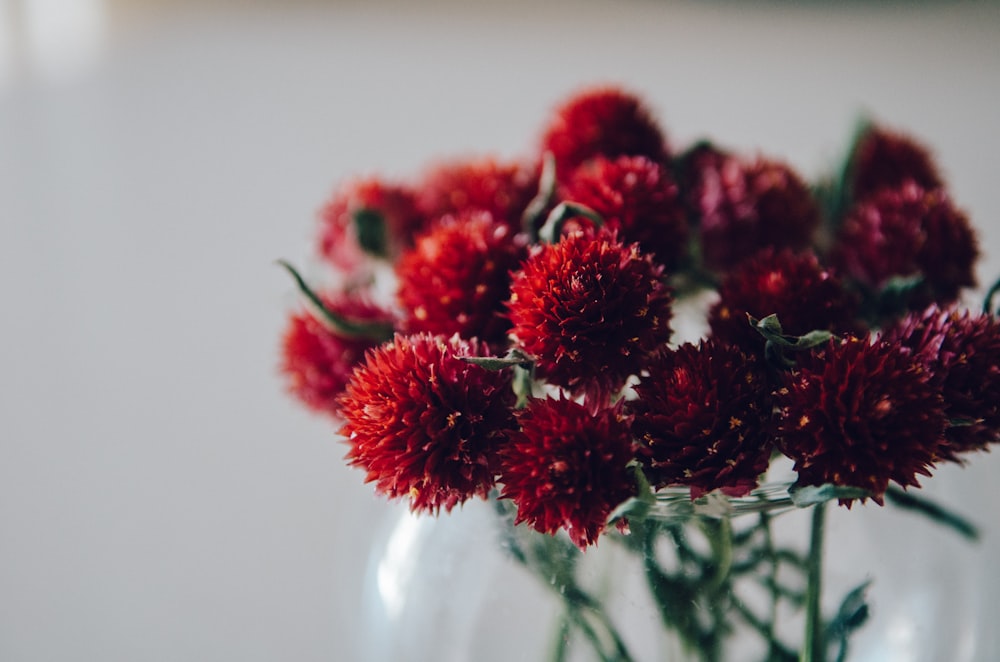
<box><xmin>559</xmin><ymin>155</ymin><xmax>690</xmax><ymax>268</ymax></box>
<box><xmin>396</xmin><ymin>210</ymin><xmax>528</xmax><ymax>346</ymax></box>
<box><xmin>339</xmin><ymin>333</ymin><xmax>517</xmax><ymax>513</ymax></box>
<box><xmin>775</xmin><ymin>335</ymin><xmax>946</xmax><ymax>504</ymax></box>
<box><xmin>540</xmin><ymin>86</ymin><xmax>668</xmax><ymax>182</ymax></box>
<box><xmin>500</xmin><ymin>397</ymin><xmax>636</xmax><ymax>548</ymax></box>
<box><xmin>507</xmin><ymin>229</ymin><xmax>674</xmax><ymax>404</ymax></box>
<box><xmin>280</xmin><ymin>293</ymin><xmax>395</xmax><ymax>418</ymax></box>
<box><xmin>848</xmin><ymin>124</ymin><xmax>944</xmax><ymax>202</ymax></box>
<box><xmin>630</xmin><ymin>340</ymin><xmax>773</xmax><ymax>498</ymax></box>
<box><xmin>415</xmin><ymin>156</ymin><xmax>538</xmax><ymax>230</ymax></box>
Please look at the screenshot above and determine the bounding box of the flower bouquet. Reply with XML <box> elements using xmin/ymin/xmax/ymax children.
<box><xmin>278</xmin><ymin>86</ymin><xmax>999</xmax><ymax>661</ymax></box>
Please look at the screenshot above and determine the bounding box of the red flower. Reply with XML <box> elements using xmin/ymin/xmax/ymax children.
<box><xmin>709</xmin><ymin>249</ymin><xmax>860</xmax><ymax>354</ymax></box>
<box><xmin>559</xmin><ymin>155</ymin><xmax>690</xmax><ymax>268</ymax></box>
<box><xmin>775</xmin><ymin>335</ymin><xmax>946</xmax><ymax>504</ymax></box>
<box><xmin>507</xmin><ymin>229</ymin><xmax>674</xmax><ymax>404</ymax></box>
<box><xmin>415</xmin><ymin>156</ymin><xmax>538</xmax><ymax>231</ymax></box>
<box><xmin>500</xmin><ymin>397</ymin><xmax>636</xmax><ymax>548</ymax></box>
<box><xmin>849</xmin><ymin>124</ymin><xmax>943</xmax><ymax>202</ymax></box>
<box><xmin>396</xmin><ymin>211</ymin><xmax>528</xmax><ymax>346</ymax></box>
<box><xmin>884</xmin><ymin>307</ymin><xmax>1000</xmax><ymax>455</ymax></box>
<box><xmin>317</xmin><ymin>177</ymin><xmax>427</xmax><ymax>272</ymax></box>
<box><xmin>831</xmin><ymin>181</ymin><xmax>978</xmax><ymax>306</ymax></box>
<box><xmin>630</xmin><ymin>340</ymin><xmax>773</xmax><ymax>498</ymax></box>
<box><xmin>687</xmin><ymin>154</ymin><xmax>820</xmax><ymax>273</ymax></box>
<box><xmin>339</xmin><ymin>333</ymin><xmax>517</xmax><ymax>513</ymax></box>
<box><xmin>280</xmin><ymin>293</ymin><xmax>395</xmax><ymax>418</ymax></box>
<box><xmin>540</xmin><ymin>86</ymin><xmax>668</xmax><ymax>182</ymax></box>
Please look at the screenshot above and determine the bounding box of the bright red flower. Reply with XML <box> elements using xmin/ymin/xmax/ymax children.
<box><xmin>500</xmin><ymin>397</ymin><xmax>636</xmax><ymax>548</ymax></box>
<box><xmin>630</xmin><ymin>340</ymin><xmax>773</xmax><ymax>498</ymax></box>
<box><xmin>559</xmin><ymin>155</ymin><xmax>689</xmax><ymax>268</ymax></box>
<box><xmin>709</xmin><ymin>249</ymin><xmax>860</xmax><ymax>354</ymax></box>
<box><xmin>540</xmin><ymin>86</ymin><xmax>668</xmax><ymax>182</ymax></box>
<box><xmin>339</xmin><ymin>333</ymin><xmax>517</xmax><ymax>513</ymax></box>
<box><xmin>280</xmin><ymin>293</ymin><xmax>395</xmax><ymax>418</ymax></box>
<box><xmin>775</xmin><ymin>335</ymin><xmax>946</xmax><ymax>504</ymax></box>
<box><xmin>849</xmin><ymin>124</ymin><xmax>943</xmax><ymax>202</ymax></box>
<box><xmin>396</xmin><ymin>210</ymin><xmax>528</xmax><ymax>346</ymax></box>
<box><xmin>317</xmin><ymin>177</ymin><xmax>427</xmax><ymax>272</ymax></box>
<box><xmin>507</xmin><ymin>229</ymin><xmax>674</xmax><ymax>404</ymax></box>
<box><xmin>415</xmin><ymin>156</ymin><xmax>538</xmax><ymax>230</ymax></box>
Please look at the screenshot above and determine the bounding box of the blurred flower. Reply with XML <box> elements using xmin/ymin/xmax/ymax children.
<box><xmin>775</xmin><ymin>335</ymin><xmax>946</xmax><ymax>504</ymax></box>
<box><xmin>397</xmin><ymin>211</ymin><xmax>528</xmax><ymax>346</ymax></box>
<box><xmin>339</xmin><ymin>333</ymin><xmax>517</xmax><ymax>513</ymax></box>
<box><xmin>415</xmin><ymin>156</ymin><xmax>539</xmax><ymax>230</ymax></box>
<box><xmin>848</xmin><ymin>124</ymin><xmax>943</xmax><ymax>201</ymax></box>
<box><xmin>500</xmin><ymin>397</ymin><xmax>636</xmax><ymax>548</ymax></box>
<box><xmin>507</xmin><ymin>229</ymin><xmax>673</xmax><ymax>404</ymax></box>
<box><xmin>630</xmin><ymin>340</ymin><xmax>773</xmax><ymax>498</ymax></box>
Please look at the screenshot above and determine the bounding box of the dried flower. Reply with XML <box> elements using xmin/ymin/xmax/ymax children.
<box><xmin>708</xmin><ymin>249</ymin><xmax>859</xmax><ymax>354</ymax></box>
<box><xmin>280</xmin><ymin>293</ymin><xmax>395</xmax><ymax>418</ymax></box>
<box><xmin>848</xmin><ymin>124</ymin><xmax>944</xmax><ymax>201</ymax></box>
<box><xmin>630</xmin><ymin>340</ymin><xmax>773</xmax><ymax>498</ymax></box>
<box><xmin>507</xmin><ymin>229</ymin><xmax>673</xmax><ymax>403</ymax></box>
<box><xmin>540</xmin><ymin>86</ymin><xmax>668</xmax><ymax>181</ymax></box>
<box><xmin>339</xmin><ymin>333</ymin><xmax>517</xmax><ymax>513</ymax></box>
<box><xmin>775</xmin><ymin>335</ymin><xmax>946</xmax><ymax>504</ymax></box>
<box><xmin>559</xmin><ymin>155</ymin><xmax>689</xmax><ymax>268</ymax></box>
<box><xmin>500</xmin><ymin>397</ymin><xmax>636</xmax><ymax>548</ymax></box>
<box><xmin>396</xmin><ymin>211</ymin><xmax>528</xmax><ymax>346</ymax></box>
<box><xmin>415</xmin><ymin>156</ymin><xmax>539</xmax><ymax>230</ymax></box>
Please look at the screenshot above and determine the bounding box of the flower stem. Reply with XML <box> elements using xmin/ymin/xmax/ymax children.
<box><xmin>800</xmin><ymin>503</ymin><xmax>827</xmax><ymax>662</ymax></box>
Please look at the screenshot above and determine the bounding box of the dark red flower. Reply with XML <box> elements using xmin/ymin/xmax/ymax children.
<box><xmin>540</xmin><ymin>86</ymin><xmax>668</xmax><ymax>182</ymax></box>
<box><xmin>831</xmin><ymin>181</ymin><xmax>978</xmax><ymax>306</ymax></box>
<box><xmin>630</xmin><ymin>340</ymin><xmax>773</xmax><ymax>498</ymax></box>
<box><xmin>507</xmin><ymin>229</ymin><xmax>674</xmax><ymax>404</ymax></box>
<box><xmin>317</xmin><ymin>177</ymin><xmax>427</xmax><ymax>272</ymax></box>
<box><xmin>709</xmin><ymin>249</ymin><xmax>860</xmax><ymax>354</ymax></box>
<box><xmin>339</xmin><ymin>333</ymin><xmax>517</xmax><ymax>513</ymax></box>
<box><xmin>688</xmin><ymin>154</ymin><xmax>820</xmax><ymax>273</ymax></box>
<box><xmin>500</xmin><ymin>397</ymin><xmax>636</xmax><ymax>548</ymax></box>
<box><xmin>415</xmin><ymin>156</ymin><xmax>538</xmax><ymax>231</ymax></box>
<box><xmin>884</xmin><ymin>307</ymin><xmax>1000</xmax><ymax>455</ymax></box>
<box><xmin>559</xmin><ymin>155</ymin><xmax>690</xmax><ymax>268</ymax></box>
<box><xmin>396</xmin><ymin>210</ymin><xmax>528</xmax><ymax>346</ymax></box>
<box><xmin>775</xmin><ymin>335</ymin><xmax>946</xmax><ymax>504</ymax></box>
<box><xmin>849</xmin><ymin>124</ymin><xmax>944</xmax><ymax>202</ymax></box>
<box><xmin>281</xmin><ymin>294</ymin><xmax>395</xmax><ymax>418</ymax></box>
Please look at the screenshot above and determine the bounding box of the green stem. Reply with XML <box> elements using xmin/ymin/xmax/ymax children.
<box><xmin>801</xmin><ymin>503</ymin><xmax>827</xmax><ymax>662</ymax></box>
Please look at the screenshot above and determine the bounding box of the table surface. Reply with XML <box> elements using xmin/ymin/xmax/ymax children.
<box><xmin>2</xmin><ymin>1</ymin><xmax>999</xmax><ymax>660</ymax></box>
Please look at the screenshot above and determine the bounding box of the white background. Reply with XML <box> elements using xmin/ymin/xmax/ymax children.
<box><xmin>2</xmin><ymin>1</ymin><xmax>1000</xmax><ymax>660</ymax></box>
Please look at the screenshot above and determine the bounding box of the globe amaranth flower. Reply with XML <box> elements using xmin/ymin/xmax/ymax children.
<box><xmin>775</xmin><ymin>335</ymin><xmax>946</xmax><ymax>504</ymax></box>
<box><xmin>396</xmin><ymin>210</ymin><xmax>528</xmax><ymax>347</ymax></box>
<box><xmin>831</xmin><ymin>181</ymin><xmax>978</xmax><ymax>307</ymax></box>
<box><xmin>317</xmin><ymin>177</ymin><xmax>427</xmax><ymax>272</ymax></box>
<box><xmin>686</xmin><ymin>154</ymin><xmax>820</xmax><ymax>273</ymax></box>
<box><xmin>630</xmin><ymin>340</ymin><xmax>773</xmax><ymax>499</ymax></box>
<box><xmin>540</xmin><ymin>86</ymin><xmax>669</xmax><ymax>182</ymax></box>
<box><xmin>280</xmin><ymin>293</ymin><xmax>395</xmax><ymax>418</ymax></box>
<box><xmin>506</xmin><ymin>229</ymin><xmax>674</xmax><ymax>404</ymax></box>
<box><xmin>559</xmin><ymin>155</ymin><xmax>689</xmax><ymax>268</ymax></box>
<box><xmin>339</xmin><ymin>333</ymin><xmax>517</xmax><ymax>513</ymax></box>
<box><xmin>884</xmin><ymin>307</ymin><xmax>1000</xmax><ymax>455</ymax></box>
<box><xmin>415</xmin><ymin>156</ymin><xmax>538</xmax><ymax>231</ymax></box>
<box><xmin>848</xmin><ymin>124</ymin><xmax>944</xmax><ymax>202</ymax></box>
<box><xmin>708</xmin><ymin>249</ymin><xmax>860</xmax><ymax>354</ymax></box>
<box><xmin>500</xmin><ymin>396</ymin><xmax>636</xmax><ymax>548</ymax></box>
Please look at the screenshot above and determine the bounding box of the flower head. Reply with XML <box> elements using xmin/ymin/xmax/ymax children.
<box><xmin>396</xmin><ymin>211</ymin><xmax>528</xmax><ymax>346</ymax></box>
<box><xmin>500</xmin><ymin>397</ymin><xmax>636</xmax><ymax>548</ymax></box>
<box><xmin>339</xmin><ymin>333</ymin><xmax>517</xmax><ymax>513</ymax></box>
<box><xmin>540</xmin><ymin>86</ymin><xmax>668</xmax><ymax>181</ymax></box>
<box><xmin>709</xmin><ymin>249</ymin><xmax>860</xmax><ymax>354</ymax></box>
<box><xmin>559</xmin><ymin>155</ymin><xmax>689</xmax><ymax>268</ymax></box>
<box><xmin>630</xmin><ymin>340</ymin><xmax>773</xmax><ymax>498</ymax></box>
<box><xmin>507</xmin><ymin>229</ymin><xmax>673</xmax><ymax>403</ymax></box>
<box><xmin>849</xmin><ymin>124</ymin><xmax>943</xmax><ymax>201</ymax></box>
<box><xmin>280</xmin><ymin>293</ymin><xmax>395</xmax><ymax>418</ymax></box>
<box><xmin>415</xmin><ymin>156</ymin><xmax>538</xmax><ymax>230</ymax></box>
<box><xmin>775</xmin><ymin>335</ymin><xmax>946</xmax><ymax>504</ymax></box>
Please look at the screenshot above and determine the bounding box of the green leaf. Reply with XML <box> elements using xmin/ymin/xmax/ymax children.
<box><xmin>983</xmin><ymin>274</ymin><xmax>1000</xmax><ymax>316</ymax></box>
<box><xmin>749</xmin><ymin>314</ymin><xmax>834</xmax><ymax>351</ymax></box>
<box><xmin>884</xmin><ymin>485</ymin><xmax>980</xmax><ymax>542</ymax></box>
<box><xmin>538</xmin><ymin>202</ymin><xmax>604</xmax><ymax>244</ymax></box>
<box><xmin>458</xmin><ymin>348</ymin><xmax>534</xmax><ymax>371</ymax></box>
<box><xmin>353</xmin><ymin>208</ymin><xmax>388</xmax><ymax>257</ymax></box>
<box><xmin>788</xmin><ymin>483</ymin><xmax>870</xmax><ymax>508</ymax></box>
<box><xmin>522</xmin><ymin>151</ymin><xmax>557</xmax><ymax>239</ymax></box>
